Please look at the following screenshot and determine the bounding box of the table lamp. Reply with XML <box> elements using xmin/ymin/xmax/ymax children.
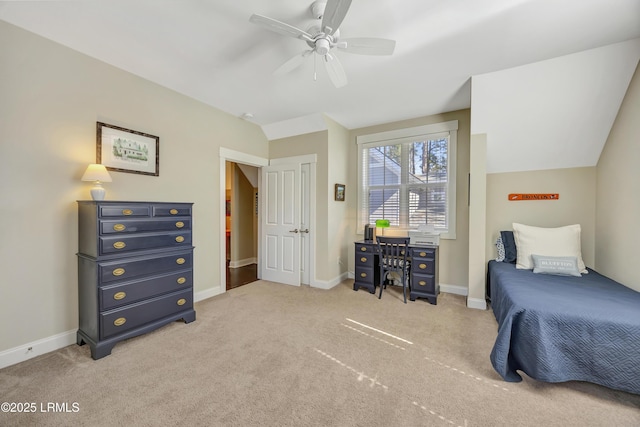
<box><xmin>375</xmin><ymin>219</ymin><xmax>390</xmax><ymax>239</ymax></box>
<box><xmin>81</xmin><ymin>164</ymin><xmax>112</xmax><ymax>200</ymax></box>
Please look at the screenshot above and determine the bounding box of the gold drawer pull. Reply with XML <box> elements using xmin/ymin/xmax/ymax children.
<box><xmin>419</xmin><ymin>263</ymin><xmax>427</xmax><ymax>269</ymax></box>
<box><xmin>113</xmin><ymin>292</ymin><xmax>126</xmax><ymax>300</ymax></box>
<box><xmin>175</xmin><ymin>236</ymin><xmax>185</xmax><ymax>243</ymax></box>
<box><xmin>113</xmin><ymin>241</ymin><xmax>126</xmax><ymax>249</ymax></box>
<box><xmin>113</xmin><ymin>224</ymin><xmax>126</xmax><ymax>232</ymax></box>
<box><xmin>420</xmin><ymin>252</ymin><xmax>427</xmax><ymax>257</ymax></box>
<box><xmin>170</xmin><ymin>209</ymin><xmax>178</xmax><ymax>215</ymax></box>
<box><xmin>176</xmin><ymin>258</ymin><xmax>186</xmax><ymax>265</ymax></box>
<box><xmin>112</xmin><ymin>268</ymin><xmax>125</xmax><ymax>276</ymax></box>
<box><xmin>360</xmin><ymin>247</ymin><xmax>367</xmax><ymax>252</ymax></box>
<box><xmin>177</xmin><ymin>298</ymin><xmax>187</xmax><ymax>306</ymax></box>
<box><xmin>360</xmin><ymin>272</ymin><xmax>367</xmax><ymax>278</ymax></box>
<box><xmin>177</xmin><ymin>277</ymin><xmax>186</xmax><ymax>285</ymax></box>
<box><xmin>360</xmin><ymin>257</ymin><xmax>368</xmax><ymax>262</ymax></box>
<box><xmin>122</xmin><ymin>209</ymin><xmax>133</xmax><ymax>216</ymax></box>
<box><xmin>419</xmin><ymin>280</ymin><xmax>426</xmax><ymax>286</ymax></box>
<box><xmin>113</xmin><ymin>317</ymin><xmax>126</xmax><ymax>326</ymax></box>
<box><xmin>175</xmin><ymin>221</ymin><xmax>184</xmax><ymax>228</ymax></box>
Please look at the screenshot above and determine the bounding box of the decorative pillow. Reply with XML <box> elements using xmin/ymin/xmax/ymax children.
<box><xmin>500</xmin><ymin>230</ymin><xmax>517</xmax><ymax>264</ymax></box>
<box><xmin>532</xmin><ymin>254</ymin><xmax>582</xmax><ymax>277</ymax></box>
<box><xmin>495</xmin><ymin>236</ymin><xmax>505</xmax><ymax>262</ymax></box>
<box><xmin>512</xmin><ymin>223</ymin><xmax>587</xmax><ymax>273</ymax></box>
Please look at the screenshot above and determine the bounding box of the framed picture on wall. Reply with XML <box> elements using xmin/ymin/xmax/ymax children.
<box><xmin>335</xmin><ymin>184</ymin><xmax>346</xmax><ymax>201</ymax></box>
<box><xmin>97</xmin><ymin>122</ymin><xmax>159</xmax><ymax>176</ymax></box>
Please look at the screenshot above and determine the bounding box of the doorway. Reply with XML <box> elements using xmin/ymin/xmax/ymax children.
<box><xmin>225</xmin><ymin>161</ymin><xmax>259</xmax><ymax>290</ymax></box>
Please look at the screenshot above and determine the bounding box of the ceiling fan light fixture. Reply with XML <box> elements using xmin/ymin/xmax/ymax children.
<box><xmin>315</xmin><ymin>38</ymin><xmax>331</xmax><ymax>55</ymax></box>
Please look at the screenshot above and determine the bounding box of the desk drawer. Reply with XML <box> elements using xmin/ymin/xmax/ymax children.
<box><xmin>356</xmin><ymin>252</ymin><xmax>375</xmax><ymax>267</ymax></box>
<box><xmin>100</xmin><ymin>251</ymin><xmax>193</xmax><ymax>284</ymax></box>
<box><xmin>101</xmin><ymin>219</ymin><xmax>191</xmax><ymax>235</ymax></box>
<box><xmin>355</xmin><ymin>266</ymin><xmax>375</xmax><ymax>283</ymax></box>
<box><xmin>100</xmin><ymin>231</ymin><xmax>192</xmax><ymax>255</ymax></box>
<box><xmin>411</xmin><ymin>274</ymin><xmax>436</xmax><ymax>293</ymax></box>
<box><xmin>100</xmin><ymin>270</ymin><xmax>193</xmax><ymax>310</ymax></box>
<box><xmin>100</xmin><ymin>289</ymin><xmax>192</xmax><ymax>339</ymax></box>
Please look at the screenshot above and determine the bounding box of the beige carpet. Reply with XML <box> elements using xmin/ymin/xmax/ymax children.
<box><xmin>1</xmin><ymin>280</ymin><xmax>639</xmax><ymax>426</ymax></box>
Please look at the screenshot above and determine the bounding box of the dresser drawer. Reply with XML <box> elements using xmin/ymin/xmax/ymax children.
<box><xmin>99</xmin><ymin>205</ymin><xmax>151</xmax><ymax>218</ymax></box>
<box><xmin>100</xmin><ymin>231</ymin><xmax>192</xmax><ymax>255</ymax></box>
<box><xmin>99</xmin><ymin>251</ymin><xmax>193</xmax><ymax>284</ymax></box>
<box><xmin>100</xmin><ymin>288</ymin><xmax>193</xmax><ymax>339</ymax></box>
<box><xmin>100</xmin><ymin>270</ymin><xmax>193</xmax><ymax>310</ymax></box>
<box><xmin>101</xmin><ymin>218</ymin><xmax>191</xmax><ymax>235</ymax></box>
<box><xmin>152</xmin><ymin>204</ymin><xmax>192</xmax><ymax>217</ymax></box>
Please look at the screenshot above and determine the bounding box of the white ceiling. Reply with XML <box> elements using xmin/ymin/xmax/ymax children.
<box><xmin>1</xmin><ymin>0</ymin><xmax>639</xmax><ymax>143</ymax></box>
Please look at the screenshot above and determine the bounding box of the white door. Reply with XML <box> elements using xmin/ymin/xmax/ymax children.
<box><xmin>261</xmin><ymin>163</ymin><xmax>301</xmax><ymax>286</ymax></box>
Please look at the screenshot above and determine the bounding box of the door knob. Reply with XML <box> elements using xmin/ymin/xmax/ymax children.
<box><xmin>289</xmin><ymin>229</ymin><xmax>299</xmax><ymax>233</ymax></box>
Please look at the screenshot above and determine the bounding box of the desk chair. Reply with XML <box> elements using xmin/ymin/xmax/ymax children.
<box><xmin>376</xmin><ymin>236</ymin><xmax>411</xmax><ymax>303</ymax></box>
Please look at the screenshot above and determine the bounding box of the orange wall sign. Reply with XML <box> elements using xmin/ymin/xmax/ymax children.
<box><xmin>509</xmin><ymin>193</ymin><xmax>559</xmax><ymax>201</ymax></box>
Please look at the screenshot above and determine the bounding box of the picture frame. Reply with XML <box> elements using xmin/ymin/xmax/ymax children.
<box><xmin>335</xmin><ymin>183</ymin><xmax>346</xmax><ymax>201</ymax></box>
<box><xmin>97</xmin><ymin>122</ymin><xmax>159</xmax><ymax>176</ymax></box>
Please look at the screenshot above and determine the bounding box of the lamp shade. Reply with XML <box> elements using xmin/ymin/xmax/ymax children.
<box><xmin>375</xmin><ymin>219</ymin><xmax>390</xmax><ymax>228</ymax></box>
<box><xmin>81</xmin><ymin>164</ymin><xmax>112</xmax><ymax>183</ymax></box>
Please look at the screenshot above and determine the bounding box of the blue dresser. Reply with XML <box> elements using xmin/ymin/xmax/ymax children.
<box><xmin>76</xmin><ymin>201</ymin><xmax>196</xmax><ymax>359</ymax></box>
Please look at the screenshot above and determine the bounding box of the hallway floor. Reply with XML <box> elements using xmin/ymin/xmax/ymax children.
<box><xmin>226</xmin><ymin>263</ymin><xmax>258</xmax><ymax>290</ymax></box>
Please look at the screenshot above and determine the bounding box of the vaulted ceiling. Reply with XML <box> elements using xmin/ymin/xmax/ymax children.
<box><xmin>1</xmin><ymin>0</ymin><xmax>639</xmax><ymax>170</ymax></box>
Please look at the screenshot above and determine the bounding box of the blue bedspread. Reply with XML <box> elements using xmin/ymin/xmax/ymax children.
<box><xmin>488</xmin><ymin>260</ymin><xmax>640</xmax><ymax>394</ymax></box>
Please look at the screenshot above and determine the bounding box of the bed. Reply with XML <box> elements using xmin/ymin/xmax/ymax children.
<box><xmin>488</xmin><ymin>260</ymin><xmax>640</xmax><ymax>394</ymax></box>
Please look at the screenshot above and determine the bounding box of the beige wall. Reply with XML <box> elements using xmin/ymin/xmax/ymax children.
<box><xmin>348</xmin><ymin>110</ymin><xmax>471</xmax><ymax>288</ymax></box>
<box><xmin>486</xmin><ymin>167</ymin><xmax>597</xmax><ymax>267</ymax></box>
<box><xmin>596</xmin><ymin>61</ymin><xmax>640</xmax><ymax>291</ymax></box>
<box><xmin>0</xmin><ymin>21</ymin><xmax>268</xmax><ymax>353</ymax></box>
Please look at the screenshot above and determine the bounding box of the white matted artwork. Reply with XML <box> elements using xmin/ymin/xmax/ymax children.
<box><xmin>97</xmin><ymin>122</ymin><xmax>159</xmax><ymax>176</ymax></box>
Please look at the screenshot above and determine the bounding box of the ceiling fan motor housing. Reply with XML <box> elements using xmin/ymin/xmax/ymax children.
<box><xmin>310</xmin><ymin>1</ymin><xmax>327</xmax><ymax>20</ymax></box>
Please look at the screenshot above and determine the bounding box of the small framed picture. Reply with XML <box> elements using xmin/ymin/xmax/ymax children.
<box><xmin>97</xmin><ymin>122</ymin><xmax>159</xmax><ymax>176</ymax></box>
<box><xmin>335</xmin><ymin>184</ymin><xmax>346</xmax><ymax>201</ymax></box>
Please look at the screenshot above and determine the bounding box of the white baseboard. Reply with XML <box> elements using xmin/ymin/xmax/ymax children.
<box><xmin>466</xmin><ymin>297</ymin><xmax>488</xmax><ymax>310</ymax></box>
<box><xmin>311</xmin><ymin>272</ymin><xmax>349</xmax><ymax>290</ymax></box>
<box><xmin>440</xmin><ymin>283</ymin><xmax>468</xmax><ymax>296</ymax></box>
<box><xmin>228</xmin><ymin>258</ymin><xmax>257</xmax><ymax>269</ymax></box>
<box><xmin>0</xmin><ymin>329</ymin><xmax>76</xmax><ymax>370</ymax></box>
<box><xmin>194</xmin><ymin>286</ymin><xmax>224</xmax><ymax>302</ymax></box>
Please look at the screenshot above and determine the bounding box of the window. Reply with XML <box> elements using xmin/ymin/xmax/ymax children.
<box><xmin>357</xmin><ymin>121</ymin><xmax>457</xmax><ymax>238</ymax></box>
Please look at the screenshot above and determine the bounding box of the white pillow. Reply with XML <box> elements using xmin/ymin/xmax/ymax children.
<box><xmin>512</xmin><ymin>223</ymin><xmax>587</xmax><ymax>273</ymax></box>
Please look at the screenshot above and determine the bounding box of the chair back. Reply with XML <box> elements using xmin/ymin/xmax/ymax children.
<box><xmin>376</xmin><ymin>236</ymin><xmax>410</xmax><ymax>273</ymax></box>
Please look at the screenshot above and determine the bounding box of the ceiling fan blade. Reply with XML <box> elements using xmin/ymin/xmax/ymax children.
<box><xmin>274</xmin><ymin>50</ymin><xmax>313</xmax><ymax>75</ymax></box>
<box><xmin>321</xmin><ymin>0</ymin><xmax>352</xmax><ymax>35</ymax></box>
<box><xmin>324</xmin><ymin>53</ymin><xmax>348</xmax><ymax>88</ymax></box>
<box><xmin>339</xmin><ymin>38</ymin><xmax>396</xmax><ymax>55</ymax></box>
<box><xmin>249</xmin><ymin>14</ymin><xmax>313</xmax><ymax>42</ymax></box>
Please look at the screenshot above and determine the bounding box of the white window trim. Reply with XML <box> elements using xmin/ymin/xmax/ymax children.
<box><xmin>357</xmin><ymin>120</ymin><xmax>457</xmax><ymax>239</ymax></box>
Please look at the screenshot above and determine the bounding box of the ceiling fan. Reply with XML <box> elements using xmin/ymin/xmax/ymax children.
<box><xmin>249</xmin><ymin>0</ymin><xmax>396</xmax><ymax>88</ymax></box>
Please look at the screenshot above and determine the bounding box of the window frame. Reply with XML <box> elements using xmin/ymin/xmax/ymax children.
<box><xmin>357</xmin><ymin>120</ymin><xmax>457</xmax><ymax>239</ymax></box>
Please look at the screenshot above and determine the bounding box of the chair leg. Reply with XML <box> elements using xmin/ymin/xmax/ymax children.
<box><xmin>402</xmin><ymin>275</ymin><xmax>407</xmax><ymax>304</ymax></box>
<box><xmin>378</xmin><ymin>272</ymin><xmax>385</xmax><ymax>299</ymax></box>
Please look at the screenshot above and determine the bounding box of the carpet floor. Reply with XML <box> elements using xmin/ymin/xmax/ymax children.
<box><xmin>1</xmin><ymin>279</ymin><xmax>639</xmax><ymax>426</ymax></box>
